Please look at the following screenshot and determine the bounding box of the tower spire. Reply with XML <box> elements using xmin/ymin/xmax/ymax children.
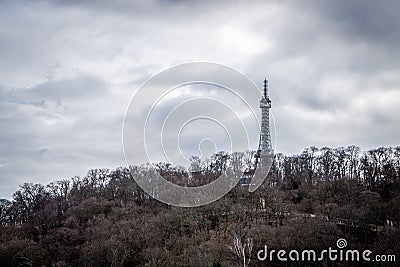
<box><xmin>263</xmin><ymin>78</ymin><xmax>268</xmax><ymax>99</ymax></box>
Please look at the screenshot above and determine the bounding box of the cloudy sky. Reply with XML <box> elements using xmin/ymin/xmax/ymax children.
<box><xmin>1</xmin><ymin>0</ymin><xmax>399</xmax><ymax>198</ymax></box>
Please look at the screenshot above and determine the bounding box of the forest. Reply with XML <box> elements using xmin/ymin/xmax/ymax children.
<box><xmin>0</xmin><ymin>145</ymin><xmax>399</xmax><ymax>266</ymax></box>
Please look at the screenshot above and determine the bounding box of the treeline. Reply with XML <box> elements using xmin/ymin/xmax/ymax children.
<box><xmin>273</xmin><ymin>146</ymin><xmax>400</xmax><ymax>190</ymax></box>
<box><xmin>0</xmin><ymin>146</ymin><xmax>399</xmax><ymax>266</ymax></box>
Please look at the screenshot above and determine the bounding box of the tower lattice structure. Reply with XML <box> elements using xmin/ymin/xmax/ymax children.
<box><xmin>257</xmin><ymin>79</ymin><xmax>272</xmax><ymax>157</ymax></box>
<box><xmin>240</xmin><ymin>79</ymin><xmax>272</xmax><ymax>186</ymax></box>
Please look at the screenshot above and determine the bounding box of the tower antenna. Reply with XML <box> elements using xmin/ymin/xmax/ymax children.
<box><xmin>263</xmin><ymin>78</ymin><xmax>268</xmax><ymax>98</ymax></box>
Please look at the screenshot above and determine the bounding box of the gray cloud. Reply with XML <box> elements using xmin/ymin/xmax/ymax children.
<box><xmin>0</xmin><ymin>75</ymin><xmax>125</xmax><ymax>197</ymax></box>
<box><xmin>0</xmin><ymin>0</ymin><xmax>399</xmax><ymax>198</ymax></box>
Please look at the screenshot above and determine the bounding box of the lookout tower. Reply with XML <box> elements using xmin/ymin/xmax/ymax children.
<box><xmin>240</xmin><ymin>79</ymin><xmax>273</xmax><ymax>186</ymax></box>
<box><xmin>257</xmin><ymin>79</ymin><xmax>272</xmax><ymax>155</ymax></box>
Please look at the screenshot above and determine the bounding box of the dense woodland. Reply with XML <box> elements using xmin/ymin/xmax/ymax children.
<box><xmin>0</xmin><ymin>145</ymin><xmax>400</xmax><ymax>266</ymax></box>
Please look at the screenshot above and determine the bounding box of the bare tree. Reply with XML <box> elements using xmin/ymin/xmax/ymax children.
<box><xmin>229</xmin><ymin>233</ymin><xmax>253</xmax><ymax>267</ymax></box>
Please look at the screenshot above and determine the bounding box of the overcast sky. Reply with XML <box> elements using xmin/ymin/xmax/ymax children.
<box><xmin>1</xmin><ymin>0</ymin><xmax>399</xmax><ymax>198</ymax></box>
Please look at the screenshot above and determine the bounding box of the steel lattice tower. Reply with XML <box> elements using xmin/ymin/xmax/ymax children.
<box><xmin>240</xmin><ymin>79</ymin><xmax>273</xmax><ymax>186</ymax></box>
<box><xmin>258</xmin><ymin>79</ymin><xmax>272</xmax><ymax>154</ymax></box>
